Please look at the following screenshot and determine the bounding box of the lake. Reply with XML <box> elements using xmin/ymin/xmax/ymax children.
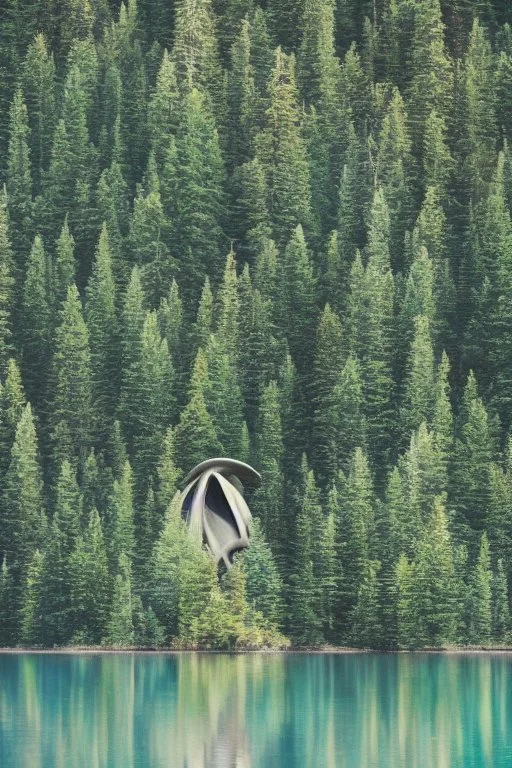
<box><xmin>0</xmin><ymin>652</ymin><xmax>511</xmax><ymax>767</ymax></box>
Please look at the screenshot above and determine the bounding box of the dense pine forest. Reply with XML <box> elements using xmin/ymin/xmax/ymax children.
<box><xmin>2</xmin><ymin>0</ymin><xmax>512</xmax><ymax>649</ymax></box>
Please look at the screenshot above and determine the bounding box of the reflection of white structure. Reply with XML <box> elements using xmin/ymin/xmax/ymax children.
<box><xmin>173</xmin><ymin>459</ymin><xmax>261</xmax><ymax>570</ymax></box>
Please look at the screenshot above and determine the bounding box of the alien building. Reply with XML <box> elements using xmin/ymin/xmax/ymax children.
<box><xmin>173</xmin><ymin>458</ymin><xmax>261</xmax><ymax>569</ymax></box>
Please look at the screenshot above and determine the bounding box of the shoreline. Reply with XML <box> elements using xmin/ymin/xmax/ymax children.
<box><xmin>1</xmin><ymin>646</ymin><xmax>512</xmax><ymax>655</ymax></box>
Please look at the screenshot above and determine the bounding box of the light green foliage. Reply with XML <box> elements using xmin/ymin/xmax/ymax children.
<box><xmin>377</xmin><ymin>87</ymin><xmax>411</xmax><ymax>268</ymax></box>
<box><xmin>54</xmin><ymin>217</ymin><xmax>75</xmax><ymax>307</ymax></box>
<box><xmin>148</xmin><ymin>50</ymin><xmax>179</xmax><ymax>169</ymax></box>
<box><xmin>252</xmin><ymin>380</ymin><xmax>285</xmax><ymax>553</ymax></box>
<box><xmin>464</xmin><ymin>19</ymin><xmax>498</xmax><ymax>202</ymax></box>
<box><xmin>492</xmin><ymin>558</ymin><xmax>510</xmax><ymax>641</ymax></box>
<box><xmin>332</xmin><ymin>355</ymin><xmax>366</xmax><ymax>476</ymax></box>
<box><xmin>469</xmin><ymin>533</ymin><xmax>492</xmax><ymax>644</ymax></box>
<box><xmin>22</xmin><ymin>35</ymin><xmax>56</xmax><ymax>192</ymax></box>
<box><xmin>69</xmin><ymin>509</ymin><xmax>110</xmax><ymax>644</ymax></box>
<box><xmin>451</xmin><ymin>372</ymin><xmax>496</xmax><ymax>542</ymax></box>
<box><xmin>20</xmin><ymin>549</ymin><xmax>44</xmax><ymax>645</ymax></box>
<box><xmin>397</xmin><ymin>497</ymin><xmax>458</xmax><ymax>648</ymax></box>
<box><xmin>108</xmin><ymin>460</ymin><xmax>135</xmax><ymax>571</ymax></box>
<box><xmin>0</xmin><ymin>556</ymin><xmax>16</xmax><ymax>645</ymax></box>
<box><xmin>339</xmin><ymin>448</ymin><xmax>375</xmax><ymax>630</ymax></box>
<box><xmin>312</xmin><ymin>304</ymin><xmax>345</xmax><ymax>487</ymax></box>
<box><xmin>174</xmin><ymin>348</ymin><xmax>220</xmax><ymax>472</ymax></box>
<box><xmin>400</xmin><ymin>315</ymin><xmax>435</xmax><ymax>439</ymax></box>
<box><xmin>104</xmin><ymin>552</ymin><xmax>134</xmax><ymax>647</ymax></box>
<box><xmin>0</xmin><ymin>359</ymin><xmax>26</xmax><ymax>480</ymax></box>
<box><xmin>288</xmin><ymin>456</ymin><xmax>323</xmax><ymax>645</ymax></box>
<box><xmin>172</xmin><ymin>0</ymin><xmax>222</xmax><ymax>104</ymax></box>
<box><xmin>54</xmin><ymin>459</ymin><xmax>82</xmax><ymax>553</ymax></box>
<box><xmin>406</xmin><ymin>0</ymin><xmax>452</xmax><ymax>161</ymax></box>
<box><xmin>124</xmin><ymin>310</ymin><xmax>174</xmax><ymax>499</ymax></box>
<box><xmin>350</xmin><ymin>560</ymin><xmax>382</xmax><ymax>648</ymax></box>
<box><xmin>148</xmin><ymin>503</ymin><xmax>186</xmax><ymax>638</ymax></box>
<box><xmin>155</xmin><ymin>427</ymin><xmax>181</xmax><ymax>524</ymax></box>
<box><xmin>21</xmin><ymin>235</ymin><xmax>52</xmax><ymax>408</ymax></box>
<box><xmin>85</xmin><ymin>224</ymin><xmax>118</xmax><ymax>436</ymax></box>
<box><xmin>255</xmin><ymin>50</ymin><xmax>312</xmax><ymax>246</ymax></box>
<box><xmin>3</xmin><ymin>404</ymin><xmax>46</xmax><ymax>590</ymax></box>
<box><xmin>51</xmin><ymin>285</ymin><xmax>93</xmax><ymax>470</ymax></box>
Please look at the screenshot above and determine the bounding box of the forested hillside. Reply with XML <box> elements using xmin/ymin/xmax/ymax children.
<box><xmin>1</xmin><ymin>0</ymin><xmax>512</xmax><ymax>649</ymax></box>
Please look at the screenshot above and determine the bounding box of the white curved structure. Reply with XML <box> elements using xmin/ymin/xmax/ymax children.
<box><xmin>174</xmin><ymin>459</ymin><xmax>262</xmax><ymax>569</ymax></box>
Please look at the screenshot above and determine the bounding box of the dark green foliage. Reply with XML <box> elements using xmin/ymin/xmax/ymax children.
<box><xmin>173</xmin><ymin>88</ymin><xmax>226</xmax><ymax>300</ymax></box>
<box><xmin>281</xmin><ymin>225</ymin><xmax>316</xmax><ymax>368</ymax></box>
<box><xmin>7</xmin><ymin>89</ymin><xmax>33</xmax><ymax>264</ymax></box>
<box><xmin>0</xmin><ymin>190</ymin><xmax>14</xmax><ymax>371</ymax></box>
<box><xmin>0</xmin><ymin>556</ymin><xmax>16</xmax><ymax>645</ymax></box>
<box><xmin>267</xmin><ymin>0</ymin><xmax>305</xmax><ymax>51</ymax></box>
<box><xmin>0</xmin><ymin>0</ymin><xmax>511</xmax><ymax>651</ymax></box>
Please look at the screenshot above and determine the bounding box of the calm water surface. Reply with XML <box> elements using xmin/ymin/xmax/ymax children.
<box><xmin>0</xmin><ymin>652</ymin><xmax>511</xmax><ymax>767</ymax></box>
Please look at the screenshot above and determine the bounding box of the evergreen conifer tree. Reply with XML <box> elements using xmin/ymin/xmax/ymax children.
<box><xmin>104</xmin><ymin>552</ymin><xmax>134</xmax><ymax>647</ymax></box>
<box><xmin>51</xmin><ymin>285</ymin><xmax>93</xmax><ymax>471</ymax></box>
<box><xmin>0</xmin><ymin>189</ymin><xmax>14</xmax><ymax>372</ymax></box>
<box><xmin>3</xmin><ymin>404</ymin><xmax>46</xmax><ymax>598</ymax></box>
<box><xmin>174</xmin><ymin>349</ymin><xmax>221</xmax><ymax>472</ymax></box>
<box><xmin>69</xmin><ymin>508</ymin><xmax>110</xmax><ymax>644</ymax></box>
<box><xmin>255</xmin><ymin>49</ymin><xmax>312</xmax><ymax>246</ymax></box>
<box><xmin>492</xmin><ymin>558</ymin><xmax>510</xmax><ymax>641</ymax></box>
<box><xmin>338</xmin><ymin>448</ymin><xmax>374</xmax><ymax>632</ymax></box>
<box><xmin>174</xmin><ymin>88</ymin><xmax>226</xmax><ymax>299</ymax></box>
<box><xmin>85</xmin><ymin>223</ymin><xmax>119</xmax><ymax>441</ymax></box>
<box><xmin>469</xmin><ymin>532</ymin><xmax>492</xmax><ymax>644</ymax></box>
<box><xmin>288</xmin><ymin>456</ymin><xmax>323</xmax><ymax>645</ymax></box>
<box><xmin>21</xmin><ymin>235</ymin><xmax>52</xmax><ymax>411</ymax></box>
<box><xmin>7</xmin><ymin>89</ymin><xmax>33</xmax><ymax>264</ymax></box>
<box><xmin>54</xmin><ymin>217</ymin><xmax>76</xmax><ymax>308</ymax></box>
<box><xmin>20</xmin><ymin>549</ymin><xmax>44</xmax><ymax>645</ymax></box>
<box><xmin>22</xmin><ymin>34</ymin><xmax>56</xmax><ymax>193</ymax></box>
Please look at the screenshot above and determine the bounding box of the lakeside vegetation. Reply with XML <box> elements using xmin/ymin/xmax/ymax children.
<box><xmin>1</xmin><ymin>0</ymin><xmax>512</xmax><ymax>650</ymax></box>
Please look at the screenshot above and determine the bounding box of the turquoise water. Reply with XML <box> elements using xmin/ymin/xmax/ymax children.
<box><xmin>0</xmin><ymin>652</ymin><xmax>511</xmax><ymax>767</ymax></box>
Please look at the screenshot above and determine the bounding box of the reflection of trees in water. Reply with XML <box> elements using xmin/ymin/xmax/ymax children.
<box><xmin>0</xmin><ymin>653</ymin><xmax>287</xmax><ymax>767</ymax></box>
<box><xmin>167</xmin><ymin>654</ymin><xmax>286</xmax><ymax>767</ymax></box>
<box><xmin>0</xmin><ymin>653</ymin><xmax>512</xmax><ymax>766</ymax></box>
